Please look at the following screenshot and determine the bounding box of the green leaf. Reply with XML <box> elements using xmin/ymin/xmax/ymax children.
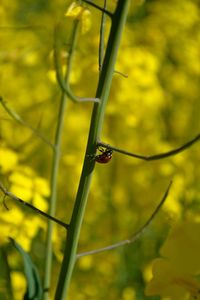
<box><xmin>10</xmin><ymin>238</ymin><xmax>42</xmax><ymax>300</ymax></box>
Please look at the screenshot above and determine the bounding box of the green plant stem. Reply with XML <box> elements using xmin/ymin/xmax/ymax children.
<box><xmin>55</xmin><ymin>1</ymin><xmax>130</xmax><ymax>299</ymax></box>
<box><xmin>54</xmin><ymin>23</ymin><xmax>99</xmax><ymax>103</ymax></box>
<box><xmin>43</xmin><ymin>21</ymin><xmax>79</xmax><ymax>300</ymax></box>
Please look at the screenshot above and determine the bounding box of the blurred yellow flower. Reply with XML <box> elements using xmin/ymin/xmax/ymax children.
<box><xmin>23</xmin><ymin>52</ymin><xmax>39</xmax><ymax>66</ymax></box>
<box><xmin>0</xmin><ymin>147</ymin><xmax>18</xmax><ymax>172</ymax></box>
<box><xmin>65</xmin><ymin>2</ymin><xmax>91</xmax><ymax>34</ymax></box>
<box><xmin>32</xmin><ymin>193</ymin><xmax>48</xmax><ymax>212</ymax></box>
<box><xmin>34</xmin><ymin>177</ymin><xmax>50</xmax><ymax>197</ymax></box>
<box><xmin>122</xmin><ymin>287</ymin><xmax>136</xmax><ymax>300</ymax></box>
<box><xmin>146</xmin><ymin>221</ymin><xmax>200</xmax><ymax>299</ymax></box>
<box><xmin>78</xmin><ymin>256</ymin><xmax>93</xmax><ymax>271</ymax></box>
<box><xmin>0</xmin><ymin>204</ymin><xmax>44</xmax><ymax>250</ymax></box>
<box><xmin>0</xmin><ymin>157</ymin><xmax>49</xmax><ymax>251</ymax></box>
<box><xmin>10</xmin><ymin>185</ymin><xmax>33</xmax><ymax>202</ymax></box>
<box><xmin>9</xmin><ymin>170</ymin><xmax>33</xmax><ymax>189</ymax></box>
<box><xmin>11</xmin><ymin>271</ymin><xmax>26</xmax><ymax>300</ymax></box>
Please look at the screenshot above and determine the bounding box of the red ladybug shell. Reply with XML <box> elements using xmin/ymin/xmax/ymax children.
<box><xmin>95</xmin><ymin>149</ymin><xmax>113</xmax><ymax>164</ymax></box>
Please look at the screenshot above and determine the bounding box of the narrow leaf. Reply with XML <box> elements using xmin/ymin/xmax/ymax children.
<box><xmin>10</xmin><ymin>238</ymin><xmax>42</xmax><ymax>300</ymax></box>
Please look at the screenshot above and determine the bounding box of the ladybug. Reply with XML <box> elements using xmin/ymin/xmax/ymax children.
<box><xmin>95</xmin><ymin>147</ymin><xmax>113</xmax><ymax>164</ymax></box>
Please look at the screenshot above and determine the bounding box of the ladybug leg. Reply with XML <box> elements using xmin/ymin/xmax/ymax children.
<box><xmin>87</xmin><ymin>146</ymin><xmax>104</xmax><ymax>161</ymax></box>
<box><xmin>97</xmin><ymin>146</ymin><xmax>105</xmax><ymax>153</ymax></box>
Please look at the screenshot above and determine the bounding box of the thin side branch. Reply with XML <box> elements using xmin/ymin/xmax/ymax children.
<box><xmin>0</xmin><ymin>182</ymin><xmax>69</xmax><ymax>230</ymax></box>
<box><xmin>82</xmin><ymin>0</ymin><xmax>113</xmax><ymax>18</ymax></box>
<box><xmin>77</xmin><ymin>181</ymin><xmax>172</xmax><ymax>258</ymax></box>
<box><xmin>0</xmin><ymin>97</ymin><xmax>54</xmax><ymax>148</ymax></box>
<box><xmin>98</xmin><ymin>133</ymin><xmax>200</xmax><ymax>161</ymax></box>
<box><xmin>54</xmin><ymin>24</ymin><xmax>100</xmax><ymax>103</ymax></box>
<box><xmin>114</xmin><ymin>70</ymin><xmax>128</xmax><ymax>78</ymax></box>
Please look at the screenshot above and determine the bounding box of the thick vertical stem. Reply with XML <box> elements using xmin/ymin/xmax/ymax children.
<box><xmin>55</xmin><ymin>1</ymin><xmax>130</xmax><ymax>299</ymax></box>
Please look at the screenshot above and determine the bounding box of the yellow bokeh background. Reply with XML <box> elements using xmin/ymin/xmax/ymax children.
<box><xmin>0</xmin><ymin>0</ymin><xmax>200</xmax><ymax>299</ymax></box>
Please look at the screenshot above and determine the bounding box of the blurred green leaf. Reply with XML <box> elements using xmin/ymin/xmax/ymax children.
<box><xmin>9</xmin><ymin>238</ymin><xmax>42</xmax><ymax>300</ymax></box>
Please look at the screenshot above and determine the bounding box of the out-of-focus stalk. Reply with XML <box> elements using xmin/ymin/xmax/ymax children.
<box><xmin>43</xmin><ymin>21</ymin><xmax>79</xmax><ymax>300</ymax></box>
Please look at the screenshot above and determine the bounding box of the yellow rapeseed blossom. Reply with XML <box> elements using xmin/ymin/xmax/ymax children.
<box><xmin>0</xmin><ymin>147</ymin><xmax>18</xmax><ymax>172</ymax></box>
<box><xmin>22</xmin><ymin>51</ymin><xmax>39</xmax><ymax>66</ymax></box>
<box><xmin>114</xmin><ymin>46</ymin><xmax>164</xmax><ymax>120</ymax></box>
<box><xmin>13</xmin><ymin>217</ymin><xmax>44</xmax><ymax>251</ymax></box>
<box><xmin>0</xmin><ymin>204</ymin><xmax>44</xmax><ymax>250</ymax></box>
<box><xmin>34</xmin><ymin>177</ymin><xmax>50</xmax><ymax>197</ymax></box>
<box><xmin>122</xmin><ymin>287</ymin><xmax>136</xmax><ymax>300</ymax></box>
<box><xmin>32</xmin><ymin>193</ymin><xmax>48</xmax><ymax>212</ymax></box>
<box><xmin>11</xmin><ymin>271</ymin><xmax>26</xmax><ymax>300</ymax></box>
<box><xmin>0</xmin><ymin>149</ymin><xmax>49</xmax><ymax>250</ymax></box>
<box><xmin>78</xmin><ymin>256</ymin><xmax>93</xmax><ymax>271</ymax></box>
<box><xmin>146</xmin><ymin>221</ymin><xmax>200</xmax><ymax>299</ymax></box>
<box><xmin>65</xmin><ymin>2</ymin><xmax>91</xmax><ymax>34</ymax></box>
<box><xmin>8</xmin><ymin>167</ymin><xmax>49</xmax><ymax>203</ymax></box>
